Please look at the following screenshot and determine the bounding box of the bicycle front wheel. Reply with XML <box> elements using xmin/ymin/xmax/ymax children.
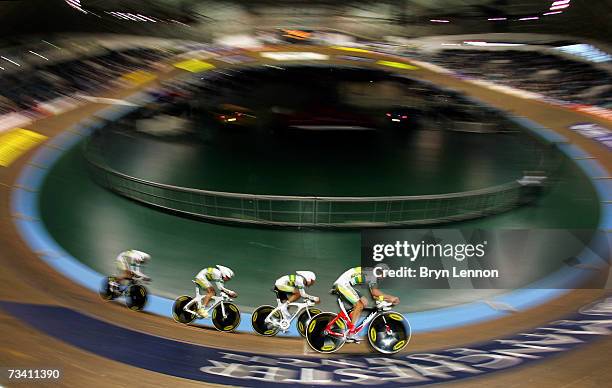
<box><xmin>367</xmin><ymin>311</ymin><xmax>411</xmax><ymax>354</ymax></box>
<box><xmin>296</xmin><ymin>308</ymin><xmax>321</xmax><ymax>338</ymax></box>
<box><xmin>212</xmin><ymin>302</ymin><xmax>241</xmax><ymax>332</ymax></box>
<box><xmin>126</xmin><ymin>284</ymin><xmax>148</xmax><ymax>311</ymax></box>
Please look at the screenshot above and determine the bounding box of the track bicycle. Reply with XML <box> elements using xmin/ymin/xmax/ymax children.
<box><xmin>172</xmin><ymin>280</ymin><xmax>241</xmax><ymax>332</ymax></box>
<box><xmin>305</xmin><ymin>289</ymin><xmax>411</xmax><ymax>354</ymax></box>
<box><xmin>99</xmin><ymin>275</ymin><xmax>149</xmax><ymax>311</ymax></box>
<box><xmin>251</xmin><ymin>288</ymin><xmax>322</xmax><ymax>337</ymax></box>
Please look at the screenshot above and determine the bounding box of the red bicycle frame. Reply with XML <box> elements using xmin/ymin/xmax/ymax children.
<box><xmin>324</xmin><ymin>298</ymin><xmax>371</xmax><ymax>338</ymax></box>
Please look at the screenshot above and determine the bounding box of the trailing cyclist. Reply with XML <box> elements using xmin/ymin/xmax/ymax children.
<box><xmin>112</xmin><ymin>249</ymin><xmax>151</xmax><ymax>291</ymax></box>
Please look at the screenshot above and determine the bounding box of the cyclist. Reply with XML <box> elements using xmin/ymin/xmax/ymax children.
<box><xmin>274</xmin><ymin>271</ymin><xmax>320</xmax><ymax>318</ymax></box>
<box><xmin>333</xmin><ymin>266</ymin><xmax>399</xmax><ymax>340</ymax></box>
<box><xmin>113</xmin><ymin>250</ymin><xmax>151</xmax><ymax>290</ymax></box>
<box><xmin>189</xmin><ymin>265</ymin><xmax>237</xmax><ymax>318</ymax></box>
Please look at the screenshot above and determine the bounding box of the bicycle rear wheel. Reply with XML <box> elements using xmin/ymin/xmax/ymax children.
<box><xmin>99</xmin><ymin>276</ymin><xmax>116</xmax><ymax>300</ymax></box>
<box><xmin>305</xmin><ymin>312</ymin><xmax>346</xmax><ymax>353</ymax></box>
<box><xmin>252</xmin><ymin>305</ymin><xmax>281</xmax><ymax>336</ymax></box>
<box><xmin>172</xmin><ymin>295</ymin><xmax>197</xmax><ymax>324</ymax></box>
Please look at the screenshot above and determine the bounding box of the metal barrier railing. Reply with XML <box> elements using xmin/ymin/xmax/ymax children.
<box><xmin>84</xmin><ymin>149</ymin><xmax>535</xmax><ymax>227</ymax></box>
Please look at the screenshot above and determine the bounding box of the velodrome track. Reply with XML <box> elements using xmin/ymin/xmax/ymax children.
<box><xmin>1</xmin><ymin>46</ymin><xmax>611</xmax><ymax>387</ymax></box>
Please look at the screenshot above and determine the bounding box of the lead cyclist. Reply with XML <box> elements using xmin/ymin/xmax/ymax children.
<box><xmin>332</xmin><ymin>266</ymin><xmax>399</xmax><ymax>340</ymax></box>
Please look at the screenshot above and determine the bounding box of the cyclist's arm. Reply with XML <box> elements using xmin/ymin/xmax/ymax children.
<box><xmin>370</xmin><ymin>286</ymin><xmax>385</xmax><ymax>301</ymax></box>
<box><xmin>370</xmin><ymin>285</ymin><xmax>399</xmax><ymax>304</ymax></box>
<box><xmin>214</xmin><ymin>279</ymin><xmax>233</xmax><ymax>294</ymax></box>
<box><xmin>295</xmin><ymin>278</ymin><xmax>315</xmax><ymax>299</ymax></box>
<box><xmin>128</xmin><ymin>259</ymin><xmax>143</xmax><ymax>276</ymax></box>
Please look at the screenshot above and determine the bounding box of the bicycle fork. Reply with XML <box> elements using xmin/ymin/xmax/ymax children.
<box><xmin>380</xmin><ymin>315</ymin><xmax>392</xmax><ymax>336</ymax></box>
<box><xmin>219</xmin><ymin>300</ymin><xmax>227</xmax><ymax>319</ymax></box>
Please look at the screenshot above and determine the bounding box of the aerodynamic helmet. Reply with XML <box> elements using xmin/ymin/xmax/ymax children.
<box><xmin>216</xmin><ymin>265</ymin><xmax>234</xmax><ymax>280</ymax></box>
<box><xmin>296</xmin><ymin>270</ymin><xmax>316</xmax><ymax>285</ymax></box>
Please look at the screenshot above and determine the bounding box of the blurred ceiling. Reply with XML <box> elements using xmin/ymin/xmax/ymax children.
<box><xmin>0</xmin><ymin>0</ymin><xmax>610</xmax><ymax>44</ymax></box>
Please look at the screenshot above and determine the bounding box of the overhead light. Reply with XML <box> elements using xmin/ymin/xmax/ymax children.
<box><xmin>550</xmin><ymin>4</ymin><xmax>570</xmax><ymax>10</ymax></box>
<box><xmin>170</xmin><ymin>19</ymin><xmax>190</xmax><ymax>27</ymax></box>
<box><xmin>543</xmin><ymin>11</ymin><xmax>563</xmax><ymax>15</ymax></box>
<box><xmin>41</xmin><ymin>40</ymin><xmax>62</xmax><ymax>49</ymax></box>
<box><xmin>551</xmin><ymin>0</ymin><xmax>570</xmax><ymax>6</ymax></box>
<box><xmin>260</xmin><ymin>52</ymin><xmax>329</xmax><ymax>61</ymax></box>
<box><xmin>464</xmin><ymin>41</ymin><xmax>525</xmax><ymax>47</ymax></box>
<box><xmin>1</xmin><ymin>56</ymin><xmax>20</xmax><ymax>66</ymax></box>
<box><xmin>430</xmin><ymin>19</ymin><xmax>450</xmax><ymax>23</ymax></box>
<box><xmin>65</xmin><ymin>0</ymin><xmax>87</xmax><ymax>14</ymax></box>
<box><xmin>519</xmin><ymin>16</ymin><xmax>539</xmax><ymax>21</ymax></box>
<box><xmin>263</xmin><ymin>64</ymin><xmax>285</xmax><ymax>70</ymax></box>
<box><xmin>29</xmin><ymin>50</ymin><xmax>49</xmax><ymax>60</ymax></box>
<box><xmin>138</xmin><ymin>14</ymin><xmax>157</xmax><ymax>22</ymax></box>
<box><xmin>487</xmin><ymin>17</ymin><xmax>507</xmax><ymax>21</ymax></box>
<box><xmin>107</xmin><ymin>11</ymin><xmax>157</xmax><ymax>22</ymax></box>
<box><xmin>108</xmin><ymin>12</ymin><xmax>128</xmax><ymax>20</ymax></box>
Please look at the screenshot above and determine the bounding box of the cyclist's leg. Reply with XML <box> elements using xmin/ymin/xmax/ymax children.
<box><xmin>114</xmin><ymin>269</ymin><xmax>133</xmax><ymax>288</ymax></box>
<box><xmin>276</xmin><ymin>285</ymin><xmax>296</xmax><ymax>317</ymax></box>
<box><xmin>273</xmin><ymin>286</ymin><xmax>290</xmax><ymax>303</ymax></box>
<box><xmin>351</xmin><ymin>297</ymin><xmax>368</xmax><ymax>327</ymax></box>
<box><xmin>201</xmin><ymin>286</ymin><xmax>216</xmax><ymax>309</ymax></box>
<box><xmin>287</xmin><ymin>289</ymin><xmax>301</xmax><ymax>304</ymax></box>
<box><xmin>114</xmin><ymin>258</ymin><xmax>132</xmax><ymax>284</ymax></box>
<box><xmin>337</xmin><ymin>284</ymin><xmax>363</xmax><ymax>326</ymax></box>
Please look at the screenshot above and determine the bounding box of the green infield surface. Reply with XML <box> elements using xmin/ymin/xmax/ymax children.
<box><xmin>38</xmin><ymin>135</ymin><xmax>599</xmax><ymax>313</ymax></box>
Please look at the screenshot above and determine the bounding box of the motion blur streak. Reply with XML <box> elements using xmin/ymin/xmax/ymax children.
<box><xmin>0</xmin><ymin>128</ymin><xmax>47</xmax><ymax>167</ymax></box>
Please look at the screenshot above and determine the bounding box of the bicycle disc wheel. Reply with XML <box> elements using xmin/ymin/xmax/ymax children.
<box><xmin>305</xmin><ymin>312</ymin><xmax>346</xmax><ymax>353</ymax></box>
<box><xmin>172</xmin><ymin>295</ymin><xmax>196</xmax><ymax>324</ymax></box>
<box><xmin>367</xmin><ymin>311</ymin><xmax>410</xmax><ymax>354</ymax></box>
<box><xmin>99</xmin><ymin>276</ymin><xmax>116</xmax><ymax>300</ymax></box>
<box><xmin>126</xmin><ymin>284</ymin><xmax>148</xmax><ymax>311</ymax></box>
<box><xmin>212</xmin><ymin>302</ymin><xmax>241</xmax><ymax>332</ymax></box>
<box><xmin>296</xmin><ymin>308</ymin><xmax>321</xmax><ymax>338</ymax></box>
<box><xmin>251</xmin><ymin>305</ymin><xmax>281</xmax><ymax>336</ymax></box>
